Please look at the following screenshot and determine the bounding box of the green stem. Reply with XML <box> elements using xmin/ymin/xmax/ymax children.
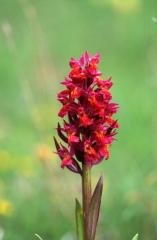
<box><xmin>82</xmin><ymin>163</ymin><xmax>92</xmax><ymax>240</ymax></box>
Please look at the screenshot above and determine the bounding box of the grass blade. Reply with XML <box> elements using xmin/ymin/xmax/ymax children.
<box><xmin>131</xmin><ymin>233</ymin><xmax>139</xmax><ymax>240</ymax></box>
<box><xmin>35</xmin><ymin>234</ymin><xmax>44</xmax><ymax>240</ymax></box>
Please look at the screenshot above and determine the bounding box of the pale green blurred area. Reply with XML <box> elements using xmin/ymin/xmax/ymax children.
<box><xmin>0</xmin><ymin>0</ymin><xmax>157</xmax><ymax>239</ymax></box>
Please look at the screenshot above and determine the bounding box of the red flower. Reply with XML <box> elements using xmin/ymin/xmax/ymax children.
<box><xmin>54</xmin><ymin>51</ymin><xmax>119</xmax><ymax>173</ymax></box>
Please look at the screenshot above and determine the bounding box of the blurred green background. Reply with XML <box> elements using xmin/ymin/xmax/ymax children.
<box><xmin>0</xmin><ymin>0</ymin><xmax>157</xmax><ymax>239</ymax></box>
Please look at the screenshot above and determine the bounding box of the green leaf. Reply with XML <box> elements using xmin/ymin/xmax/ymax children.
<box><xmin>87</xmin><ymin>176</ymin><xmax>103</xmax><ymax>240</ymax></box>
<box><xmin>35</xmin><ymin>234</ymin><xmax>44</xmax><ymax>240</ymax></box>
<box><xmin>75</xmin><ymin>198</ymin><xmax>83</xmax><ymax>240</ymax></box>
<box><xmin>131</xmin><ymin>233</ymin><xmax>139</xmax><ymax>240</ymax></box>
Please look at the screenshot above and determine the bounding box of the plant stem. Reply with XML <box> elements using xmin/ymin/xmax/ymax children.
<box><xmin>82</xmin><ymin>163</ymin><xmax>92</xmax><ymax>240</ymax></box>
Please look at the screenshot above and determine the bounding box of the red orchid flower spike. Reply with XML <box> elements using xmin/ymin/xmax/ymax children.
<box><xmin>54</xmin><ymin>51</ymin><xmax>119</xmax><ymax>240</ymax></box>
<box><xmin>54</xmin><ymin>51</ymin><xmax>119</xmax><ymax>171</ymax></box>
